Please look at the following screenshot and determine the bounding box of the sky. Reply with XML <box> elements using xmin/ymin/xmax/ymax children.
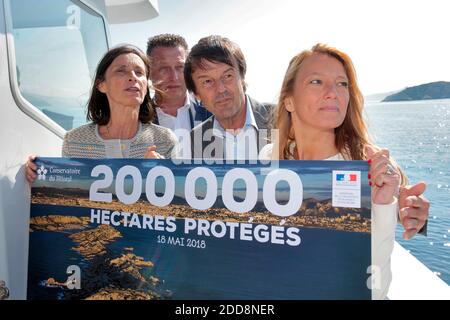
<box><xmin>110</xmin><ymin>0</ymin><xmax>450</xmax><ymax>103</ymax></box>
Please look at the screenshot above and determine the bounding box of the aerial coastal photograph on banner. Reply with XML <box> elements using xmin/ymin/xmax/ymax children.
<box><xmin>28</xmin><ymin>158</ymin><xmax>371</xmax><ymax>300</ymax></box>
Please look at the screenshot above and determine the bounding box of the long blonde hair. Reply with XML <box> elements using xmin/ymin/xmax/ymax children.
<box><xmin>275</xmin><ymin>43</ymin><xmax>369</xmax><ymax>160</ymax></box>
<box><xmin>274</xmin><ymin>43</ymin><xmax>407</xmax><ymax>184</ymax></box>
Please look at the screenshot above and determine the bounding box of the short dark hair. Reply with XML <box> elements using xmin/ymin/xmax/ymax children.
<box><xmin>184</xmin><ymin>35</ymin><xmax>247</xmax><ymax>94</ymax></box>
<box><xmin>87</xmin><ymin>44</ymin><xmax>154</xmax><ymax>125</ymax></box>
<box><xmin>146</xmin><ymin>33</ymin><xmax>188</xmax><ymax>56</ymax></box>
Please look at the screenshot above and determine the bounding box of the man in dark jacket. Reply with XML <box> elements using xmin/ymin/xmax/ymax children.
<box><xmin>183</xmin><ymin>35</ymin><xmax>273</xmax><ymax>160</ymax></box>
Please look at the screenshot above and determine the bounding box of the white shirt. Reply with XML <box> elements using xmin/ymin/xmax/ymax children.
<box><xmin>155</xmin><ymin>94</ymin><xmax>192</xmax><ymax>133</ymax></box>
<box><xmin>212</xmin><ymin>96</ymin><xmax>259</xmax><ymax>160</ymax></box>
<box><xmin>259</xmin><ymin>143</ymin><xmax>398</xmax><ymax>300</ymax></box>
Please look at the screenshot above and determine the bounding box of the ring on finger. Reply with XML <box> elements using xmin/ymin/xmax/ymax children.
<box><xmin>386</xmin><ymin>163</ymin><xmax>396</xmax><ymax>175</ymax></box>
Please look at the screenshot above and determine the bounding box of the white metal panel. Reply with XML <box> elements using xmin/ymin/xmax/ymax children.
<box><xmin>105</xmin><ymin>0</ymin><xmax>158</xmax><ymax>24</ymax></box>
<box><xmin>388</xmin><ymin>242</ymin><xmax>450</xmax><ymax>300</ymax></box>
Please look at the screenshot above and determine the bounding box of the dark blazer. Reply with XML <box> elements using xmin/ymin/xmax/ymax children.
<box><xmin>190</xmin><ymin>96</ymin><xmax>274</xmax><ymax>159</ymax></box>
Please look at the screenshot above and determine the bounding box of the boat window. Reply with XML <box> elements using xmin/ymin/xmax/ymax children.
<box><xmin>9</xmin><ymin>0</ymin><xmax>108</xmax><ymax>131</ymax></box>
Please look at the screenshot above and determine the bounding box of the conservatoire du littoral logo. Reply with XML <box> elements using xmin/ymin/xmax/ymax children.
<box><xmin>37</xmin><ymin>165</ymin><xmax>48</xmax><ymax>181</ymax></box>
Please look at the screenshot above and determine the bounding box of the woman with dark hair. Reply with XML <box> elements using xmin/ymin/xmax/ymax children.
<box><xmin>26</xmin><ymin>45</ymin><xmax>177</xmax><ymax>181</ymax></box>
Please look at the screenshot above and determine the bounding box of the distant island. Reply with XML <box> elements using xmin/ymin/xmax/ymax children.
<box><xmin>382</xmin><ymin>81</ymin><xmax>450</xmax><ymax>102</ymax></box>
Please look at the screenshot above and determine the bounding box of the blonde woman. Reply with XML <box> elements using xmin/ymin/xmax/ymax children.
<box><xmin>260</xmin><ymin>44</ymin><xmax>429</xmax><ymax>299</ymax></box>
